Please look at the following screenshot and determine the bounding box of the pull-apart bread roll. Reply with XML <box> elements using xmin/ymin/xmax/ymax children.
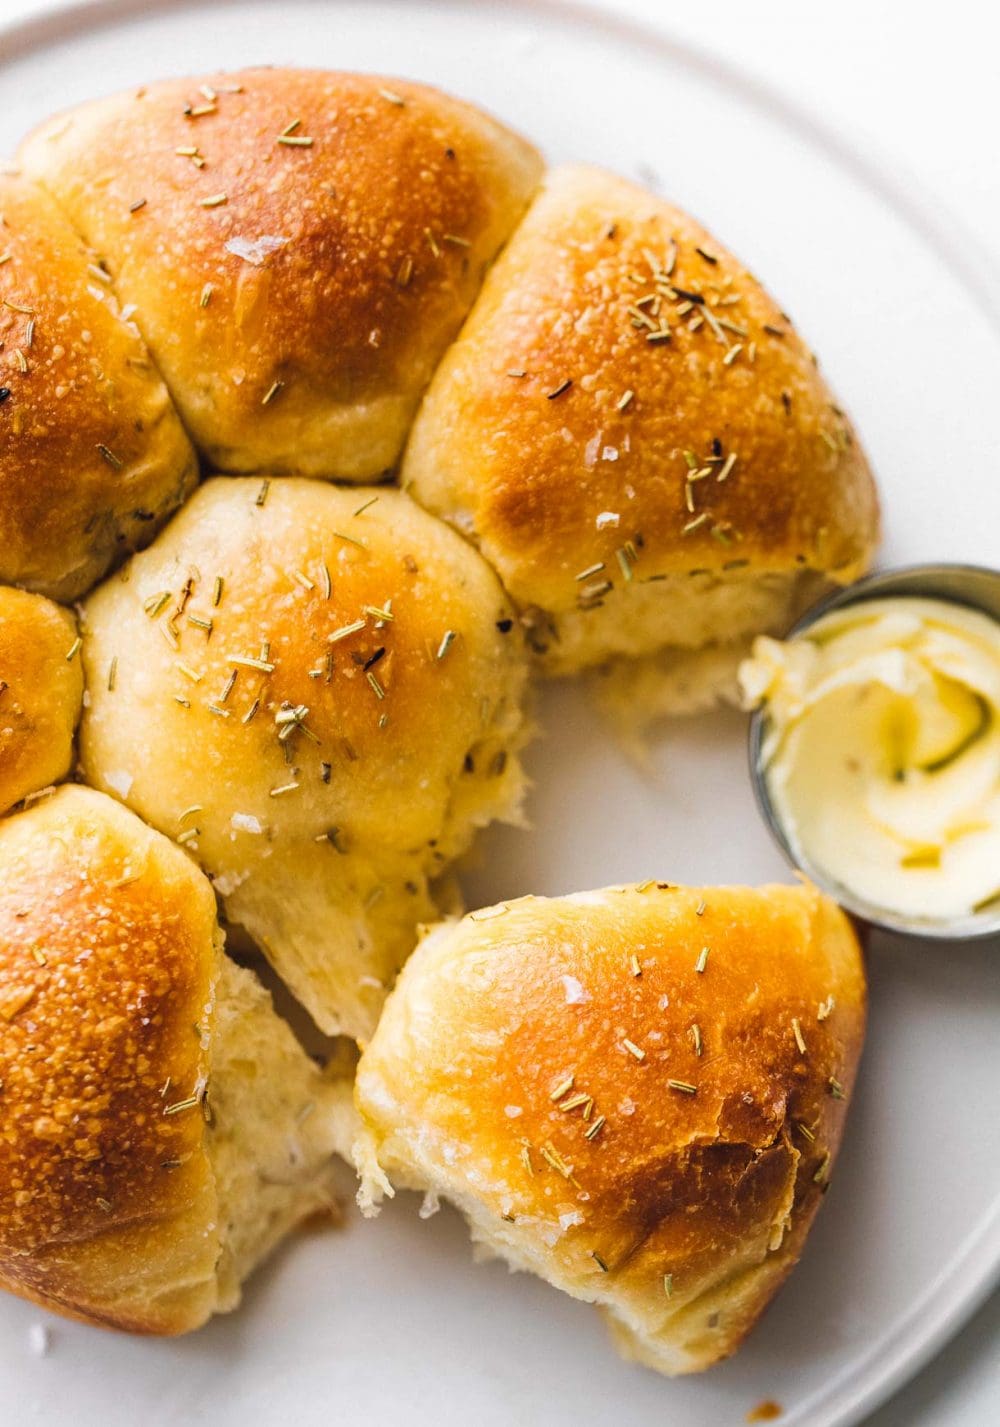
<box><xmin>79</xmin><ymin>478</ymin><xmax>529</xmax><ymax>1039</ymax></box>
<box><xmin>355</xmin><ymin>882</ymin><xmax>865</xmax><ymax>1375</ymax></box>
<box><xmin>403</xmin><ymin>165</ymin><xmax>879</xmax><ymax>679</ymax></box>
<box><xmin>20</xmin><ymin>69</ymin><xmax>543</xmax><ymax>480</ymax></box>
<box><xmin>0</xmin><ymin>586</ymin><xmax>83</xmax><ymax>813</ymax></box>
<box><xmin>0</xmin><ymin>785</ymin><xmax>346</xmax><ymax>1335</ymax></box>
<box><xmin>0</xmin><ymin>172</ymin><xmax>196</xmax><ymax>600</ymax></box>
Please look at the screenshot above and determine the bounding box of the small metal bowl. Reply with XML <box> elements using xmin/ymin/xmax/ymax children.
<box><xmin>748</xmin><ymin>562</ymin><xmax>1000</xmax><ymax>940</ymax></box>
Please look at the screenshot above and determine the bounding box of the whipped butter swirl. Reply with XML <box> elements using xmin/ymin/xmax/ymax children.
<box><xmin>741</xmin><ymin>597</ymin><xmax>1000</xmax><ymax>922</ymax></box>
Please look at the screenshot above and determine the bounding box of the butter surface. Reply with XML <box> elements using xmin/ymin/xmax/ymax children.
<box><xmin>741</xmin><ymin>597</ymin><xmax>1000</xmax><ymax>920</ymax></box>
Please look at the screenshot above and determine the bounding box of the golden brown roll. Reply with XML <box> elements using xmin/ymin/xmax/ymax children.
<box><xmin>0</xmin><ymin>785</ymin><xmax>348</xmax><ymax>1335</ymax></box>
<box><xmin>19</xmin><ymin>69</ymin><xmax>543</xmax><ymax>480</ymax></box>
<box><xmin>0</xmin><ymin>171</ymin><xmax>197</xmax><ymax>600</ymax></box>
<box><xmin>0</xmin><ymin>586</ymin><xmax>83</xmax><ymax>814</ymax></box>
<box><xmin>402</xmin><ymin>164</ymin><xmax>879</xmax><ymax>677</ymax></box>
<box><xmin>355</xmin><ymin>881</ymin><xmax>866</xmax><ymax>1375</ymax></box>
<box><xmin>78</xmin><ymin>477</ymin><xmax>530</xmax><ymax>1039</ymax></box>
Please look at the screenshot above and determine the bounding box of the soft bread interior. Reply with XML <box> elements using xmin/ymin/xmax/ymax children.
<box><xmin>207</xmin><ymin>955</ymin><xmax>354</xmax><ymax>1310</ymax></box>
<box><xmin>586</xmin><ymin>568</ymin><xmax>828</xmax><ymax>744</ymax></box>
<box><xmin>541</xmin><ymin>565</ymin><xmax>825</xmax><ymax>677</ymax></box>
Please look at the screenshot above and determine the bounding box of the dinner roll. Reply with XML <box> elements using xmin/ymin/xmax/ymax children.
<box><xmin>0</xmin><ymin>587</ymin><xmax>83</xmax><ymax>814</ymax></box>
<box><xmin>0</xmin><ymin>171</ymin><xmax>196</xmax><ymax>600</ymax></box>
<box><xmin>78</xmin><ymin>478</ymin><xmax>529</xmax><ymax>1039</ymax></box>
<box><xmin>402</xmin><ymin>164</ymin><xmax>879</xmax><ymax>677</ymax></box>
<box><xmin>20</xmin><ymin>69</ymin><xmax>543</xmax><ymax>479</ymax></box>
<box><xmin>355</xmin><ymin>882</ymin><xmax>865</xmax><ymax>1375</ymax></box>
<box><xmin>0</xmin><ymin>785</ymin><xmax>348</xmax><ymax>1335</ymax></box>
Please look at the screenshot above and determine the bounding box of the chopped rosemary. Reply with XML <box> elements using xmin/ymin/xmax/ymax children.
<box><xmin>469</xmin><ymin>904</ymin><xmax>509</xmax><ymax>921</ymax></box>
<box><xmin>667</xmin><ymin>1079</ymin><xmax>698</xmax><ymax>1095</ymax></box>
<box><xmin>328</xmin><ymin>618</ymin><xmax>367</xmax><ymax>644</ymax></box>
<box><xmin>96</xmin><ymin>443</ymin><xmax>123</xmax><ymax>470</ymax></box>
<box><xmin>717</xmin><ymin>452</ymin><xmax>738</xmax><ymax>483</ymax></box>
<box><xmin>539</xmin><ymin>1142</ymin><xmax>574</xmax><ymax>1179</ymax></box>
<box><xmin>163</xmin><ymin>1094</ymin><xmax>200</xmax><ymax>1116</ymax></box>
<box><xmin>575</xmin><ymin>563</ymin><xmax>606</xmax><ymax>582</ymax></box>
<box><xmin>228</xmin><ymin>654</ymin><xmax>275</xmax><ymax>673</ymax></box>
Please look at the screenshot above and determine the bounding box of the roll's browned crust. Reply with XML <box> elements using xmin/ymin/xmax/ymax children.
<box><xmin>0</xmin><ymin>172</ymin><xmax>197</xmax><ymax>601</ymax></box>
<box><xmin>0</xmin><ymin>785</ymin><xmax>222</xmax><ymax>1333</ymax></box>
<box><xmin>0</xmin><ymin>586</ymin><xmax>83</xmax><ymax>814</ymax></box>
<box><xmin>19</xmin><ymin>69</ymin><xmax>543</xmax><ymax>480</ymax></box>
<box><xmin>355</xmin><ymin>882</ymin><xmax>866</xmax><ymax>1375</ymax></box>
<box><xmin>403</xmin><ymin>164</ymin><xmax>879</xmax><ymax>672</ymax></box>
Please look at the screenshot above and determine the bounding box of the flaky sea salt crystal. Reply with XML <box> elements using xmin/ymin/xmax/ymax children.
<box><xmin>104</xmin><ymin>769</ymin><xmax>133</xmax><ymax>798</ymax></box>
<box><xmin>224</xmin><ymin>234</ymin><xmax>289</xmax><ymax>265</ymax></box>
<box><xmin>27</xmin><ymin>1324</ymin><xmax>49</xmax><ymax>1358</ymax></box>
<box><xmin>561</xmin><ymin>975</ymin><xmax>591</xmax><ymax>1005</ymax></box>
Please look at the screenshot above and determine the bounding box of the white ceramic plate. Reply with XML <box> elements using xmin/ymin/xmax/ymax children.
<box><xmin>2</xmin><ymin>3</ymin><xmax>999</xmax><ymax>1424</ymax></box>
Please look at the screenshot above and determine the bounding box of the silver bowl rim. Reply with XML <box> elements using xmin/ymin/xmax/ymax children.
<box><xmin>747</xmin><ymin>561</ymin><xmax>1000</xmax><ymax>941</ymax></box>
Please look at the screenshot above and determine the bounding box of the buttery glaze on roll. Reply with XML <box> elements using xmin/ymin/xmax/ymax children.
<box><xmin>355</xmin><ymin>882</ymin><xmax>866</xmax><ymax>1375</ymax></box>
<box><xmin>742</xmin><ymin>596</ymin><xmax>1000</xmax><ymax>922</ymax></box>
<box><xmin>0</xmin><ymin>786</ymin><xmax>348</xmax><ymax>1335</ymax></box>
<box><xmin>0</xmin><ymin>171</ymin><xmax>196</xmax><ymax>600</ymax></box>
<box><xmin>79</xmin><ymin>478</ymin><xmax>530</xmax><ymax>1039</ymax></box>
<box><xmin>403</xmin><ymin>164</ymin><xmax>879</xmax><ymax>682</ymax></box>
<box><xmin>0</xmin><ymin>586</ymin><xmax>83</xmax><ymax>814</ymax></box>
<box><xmin>20</xmin><ymin>69</ymin><xmax>543</xmax><ymax>479</ymax></box>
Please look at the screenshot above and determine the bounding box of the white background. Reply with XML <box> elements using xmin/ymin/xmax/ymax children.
<box><xmin>1</xmin><ymin>2</ymin><xmax>998</xmax><ymax>1423</ymax></box>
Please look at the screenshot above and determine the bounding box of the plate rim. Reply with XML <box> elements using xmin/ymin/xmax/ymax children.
<box><xmin>0</xmin><ymin>3</ymin><xmax>998</xmax><ymax>1424</ymax></box>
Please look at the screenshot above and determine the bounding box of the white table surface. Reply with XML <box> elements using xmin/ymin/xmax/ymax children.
<box><xmin>1</xmin><ymin>2</ymin><xmax>997</xmax><ymax>1422</ymax></box>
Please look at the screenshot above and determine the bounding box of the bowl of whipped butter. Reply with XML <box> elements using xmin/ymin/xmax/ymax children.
<box><xmin>743</xmin><ymin>564</ymin><xmax>1000</xmax><ymax>938</ymax></box>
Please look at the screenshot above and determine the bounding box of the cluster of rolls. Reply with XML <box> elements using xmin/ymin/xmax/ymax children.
<box><xmin>0</xmin><ymin>68</ymin><xmax>872</xmax><ymax>1370</ymax></box>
